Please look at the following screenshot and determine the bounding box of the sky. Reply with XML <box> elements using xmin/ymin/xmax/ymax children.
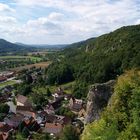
<box><xmin>0</xmin><ymin>0</ymin><xmax>140</xmax><ymax>44</ymax></box>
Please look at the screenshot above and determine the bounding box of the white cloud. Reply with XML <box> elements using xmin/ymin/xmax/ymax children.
<box><xmin>0</xmin><ymin>3</ymin><xmax>15</xmax><ymax>12</ymax></box>
<box><xmin>0</xmin><ymin>16</ymin><xmax>17</xmax><ymax>24</ymax></box>
<box><xmin>1</xmin><ymin>0</ymin><xmax>140</xmax><ymax>44</ymax></box>
<box><xmin>26</xmin><ymin>13</ymin><xmax>63</xmax><ymax>32</ymax></box>
<box><xmin>48</xmin><ymin>12</ymin><xmax>64</xmax><ymax>21</ymax></box>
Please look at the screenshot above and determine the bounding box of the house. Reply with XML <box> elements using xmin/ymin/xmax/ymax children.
<box><xmin>69</xmin><ymin>98</ymin><xmax>83</xmax><ymax>113</ymax></box>
<box><xmin>64</xmin><ymin>94</ymin><xmax>72</xmax><ymax>101</ymax></box>
<box><xmin>0</xmin><ymin>77</ymin><xmax>7</xmax><ymax>83</ymax></box>
<box><xmin>23</xmin><ymin>117</ymin><xmax>40</xmax><ymax>132</ymax></box>
<box><xmin>44</xmin><ymin>105</ymin><xmax>55</xmax><ymax>115</ymax></box>
<box><xmin>78</xmin><ymin>108</ymin><xmax>86</xmax><ymax>118</ymax></box>
<box><xmin>45</xmin><ymin>115</ymin><xmax>71</xmax><ymax>126</ymax></box>
<box><xmin>0</xmin><ymin>132</ymin><xmax>8</xmax><ymax>140</ymax></box>
<box><xmin>4</xmin><ymin>114</ymin><xmax>24</xmax><ymax>128</ymax></box>
<box><xmin>16</xmin><ymin>106</ymin><xmax>36</xmax><ymax>118</ymax></box>
<box><xmin>45</xmin><ymin>114</ymin><xmax>57</xmax><ymax>123</ymax></box>
<box><xmin>0</xmin><ymin>122</ymin><xmax>13</xmax><ymax>140</ymax></box>
<box><xmin>16</xmin><ymin>95</ymin><xmax>32</xmax><ymax>107</ymax></box>
<box><xmin>0</xmin><ymin>96</ymin><xmax>7</xmax><ymax>103</ymax></box>
<box><xmin>0</xmin><ymin>71</ymin><xmax>14</xmax><ymax>79</ymax></box>
<box><xmin>36</xmin><ymin>111</ymin><xmax>47</xmax><ymax>125</ymax></box>
<box><xmin>43</xmin><ymin>123</ymin><xmax>63</xmax><ymax>135</ymax></box>
<box><xmin>47</xmin><ymin>98</ymin><xmax>63</xmax><ymax>112</ymax></box>
<box><xmin>52</xmin><ymin>87</ymin><xmax>64</xmax><ymax>100</ymax></box>
<box><xmin>55</xmin><ymin>115</ymin><xmax>71</xmax><ymax>125</ymax></box>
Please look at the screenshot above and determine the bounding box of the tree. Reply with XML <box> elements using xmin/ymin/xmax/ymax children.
<box><xmin>26</xmin><ymin>74</ymin><xmax>33</xmax><ymax>84</ymax></box>
<box><xmin>46</xmin><ymin>88</ymin><xmax>52</xmax><ymax>97</ymax></box>
<box><xmin>32</xmin><ymin>133</ymin><xmax>51</xmax><ymax>140</ymax></box>
<box><xmin>60</xmin><ymin>125</ymin><xmax>79</xmax><ymax>140</ymax></box>
<box><xmin>22</xmin><ymin>127</ymin><xmax>30</xmax><ymax>138</ymax></box>
<box><xmin>0</xmin><ymin>104</ymin><xmax>10</xmax><ymax>114</ymax></box>
<box><xmin>18</xmin><ymin>121</ymin><xmax>26</xmax><ymax>132</ymax></box>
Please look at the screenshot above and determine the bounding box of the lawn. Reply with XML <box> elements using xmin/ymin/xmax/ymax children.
<box><xmin>49</xmin><ymin>81</ymin><xmax>75</xmax><ymax>94</ymax></box>
<box><xmin>0</xmin><ymin>80</ymin><xmax>17</xmax><ymax>88</ymax></box>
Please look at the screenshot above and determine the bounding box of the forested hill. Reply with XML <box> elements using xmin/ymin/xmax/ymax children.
<box><xmin>46</xmin><ymin>24</ymin><xmax>140</xmax><ymax>98</ymax></box>
<box><xmin>0</xmin><ymin>39</ymin><xmax>20</xmax><ymax>53</ymax></box>
<box><xmin>0</xmin><ymin>39</ymin><xmax>36</xmax><ymax>55</ymax></box>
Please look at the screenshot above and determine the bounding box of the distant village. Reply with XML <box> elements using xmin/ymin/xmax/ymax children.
<box><xmin>0</xmin><ymin>70</ymin><xmax>86</xmax><ymax>140</ymax></box>
<box><xmin>0</xmin><ymin>71</ymin><xmax>15</xmax><ymax>83</ymax></box>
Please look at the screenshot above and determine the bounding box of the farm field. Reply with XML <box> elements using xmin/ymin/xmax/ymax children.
<box><xmin>11</xmin><ymin>61</ymin><xmax>51</xmax><ymax>72</ymax></box>
<box><xmin>0</xmin><ymin>55</ymin><xmax>42</xmax><ymax>62</ymax></box>
<box><xmin>0</xmin><ymin>55</ymin><xmax>46</xmax><ymax>71</ymax></box>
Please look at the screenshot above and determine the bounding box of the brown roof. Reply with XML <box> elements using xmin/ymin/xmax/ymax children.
<box><xmin>0</xmin><ymin>132</ymin><xmax>8</xmax><ymax>140</ymax></box>
<box><xmin>44</xmin><ymin>123</ymin><xmax>63</xmax><ymax>134</ymax></box>
<box><xmin>16</xmin><ymin>95</ymin><xmax>27</xmax><ymax>103</ymax></box>
<box><xmin>4</xmin><ymin>114</ymin><xmax>24</xmax><ymax>128</ymax></box>
<box><xmin>16</xmin><ymin>95</ymin><xmax>32</xmax><ymax>106</ymax></box>
<box><xmin>0</xmin><ymin>76</ymin><xmax>7</xmax><ymax>82</ymax></box>
<box><xmin>0</xmin><ymin>123</ymin><xmax>12</xmax><ymax>133</ymax></box>
<box><xmin>17</xmin><ymin>106</ymin><xmax>34</xmax><ymax>112</ymax></box>
<box><xmin>72</xmin><ymin>103</ymin><xmax>82</xmax><ymax>112</ymax></box>
<box><xmin>46</xmin><ymin>115</ymin><xmax>57</xmax><ymax>123</ymax></box>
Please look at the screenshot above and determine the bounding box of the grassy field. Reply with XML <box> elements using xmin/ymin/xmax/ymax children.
<box><xmin>0</xmin><ymin>80</ymin><xmax>17</xmax><ymax>88</ymax></box>
<box><xmin>49</xmin><ymin>81</ymin><xmax>75</xmax><ymax>94</ymax></box>
<box><xmin>0</xmin><ymin>55</ymin><xmax>42</xmax><ymax>62</ymax></box>
<box><xmin>11</xmin><ymin>61</ymin><xmax>51</xmax><ymax>72</ymax></box>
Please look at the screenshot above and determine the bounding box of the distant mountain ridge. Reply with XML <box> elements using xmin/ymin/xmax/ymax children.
<box><xmin>0</xmin><ymin>39</ymin><xmax>23</xmax><ymax>54</ymax></box>
<box><xmin>15</xmin><ymin>42</ymin><xmax>68</xmax><ymax>49</ymax></box>
<box><xmin>0</xmin><ymin>39</ymin><xmax>69</xmax><ymax>55</ymax></box>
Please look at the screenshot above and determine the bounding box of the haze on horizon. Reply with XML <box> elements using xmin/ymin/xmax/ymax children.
<box><xmin>0</xmin><ymin>0</ymin><xmax>140</xmax><ymax>44</ymax></box>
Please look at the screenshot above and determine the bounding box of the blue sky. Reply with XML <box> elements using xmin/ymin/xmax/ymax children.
<box><xmin>0</xmin><ymin>0</ymin><xmax>140</xmax><ymax>44</ymax></box>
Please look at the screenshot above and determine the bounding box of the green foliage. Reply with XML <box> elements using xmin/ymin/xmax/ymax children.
<box><xmin>60</xmin><ymin>125</ymin><xmax>79</xmax><ymax>140</ymax></box>
<box><xmin>46</xmin><ymin>88</ymin><xmax>52</xmax><ymax>97</ymax></box>
<box><xmin>0</xmin><ymin>103</ymin><xmax>10</xmax><ymax>114</ymax></box>
<box><xmin>15</xmin><ymin>83</ymin><xmax>32</xmax><ymax>96</ymax></box>
<box><xmin>32</xmin><ymin>133</ymin><xmax>51</xmax><ymax>140</ymax></box>
<box><xmin>47</xmin><ymin>63</ymin><xmax>74</xmax><ymax>85</ymax></box>
<box><xmin>12</xmin><ymin>96</ymin><xmax>17</xmax><ymax>105</ymax></box>
<box><xmin>31</xmin><ymin>87</ymin><xmax>49</xmax><ymax>108</ymax></box>
<box><xmin>18</xmin><ymin>121</ymin><xmax>26</xmax><ymax>132</ymax></box>
<box><xmin>47</xmin><ymin>25</ymin><xmax>140</xmax><ymax>99</ymax></box>
<box><xmin>56</xmin><ymin>107</ymin><xmax>75</xmax><ymax>119</ymax></box>
<box><xmin>22</xmin><ymin>127</ymin><xmax>30</xmax><ymax>138</ymax></box>
<box><xmin>15</xmin><ymin>133</ymin><xmax>26</xmax><ymax>140</ymax></box>
<box><xmin>72</xmin><ymin>81</ymin><xmax>89</xmax><ymax>99</ymax></box>
<box><xmin>82</xmin><ymin>70</ymin><xmax>140</xmax><ymax>140</ymax></box>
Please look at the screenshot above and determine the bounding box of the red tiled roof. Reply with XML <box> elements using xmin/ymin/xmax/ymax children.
<box><xmin>0</xmin><ymin>123</ymin><xmax>12</xmax><ymax>133</ymax></box>
<box><xmin>0</xmin><ymin>132</ymin><xmax>8</xmax><ymax>140</ymax></box>
<box><xmin>17</xmin><ymin>106</ymin><xmax>34</xmax><ymax>112</ymax></box>
<box><xmin>16</xmin><ymin>95</ymin><xmax>32</xmax><ymax>106</ymax></box>
<box><xmin>45</xmin><ymin>123</ymin><xmax>63</xmax><ymax>134</ymax></box>
<box><xmin>0</xmin><ymin>76</ymin><xmax>7</xmax><ymax>82</ymax></box>
<box><xmin>16</xmin><ymin>95</ymin><xmax>28</xmax><ymax>103</ymax></box>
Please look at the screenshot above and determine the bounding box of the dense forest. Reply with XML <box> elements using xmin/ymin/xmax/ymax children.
<box><xmin>46</xmin><ymin>24</ymin><xmax>140</xmax><ymax>98</ymax></box>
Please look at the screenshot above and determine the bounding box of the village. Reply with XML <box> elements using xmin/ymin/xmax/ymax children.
<box><xmin>0</xmin><ymin>70</ymin><xmax>86</xmax><ymax>140</ymax></box>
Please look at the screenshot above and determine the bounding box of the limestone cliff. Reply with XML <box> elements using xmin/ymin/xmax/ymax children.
<box><xmin>85</xmin><ymin>80</ymin><xmax>115</xmax><ymax>124</ymax></box>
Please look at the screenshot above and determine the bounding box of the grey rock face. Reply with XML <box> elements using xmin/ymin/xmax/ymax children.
<box><xmin>85</xmin><ymin>80</ymin><xmax>115</xmax><ymax>124</ymax></box>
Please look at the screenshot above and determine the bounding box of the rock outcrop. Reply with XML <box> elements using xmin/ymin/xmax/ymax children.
<box><xmin>85</xmin><ymin>80</ymin><xmax>115</xmax><ymax>124</ymax></box>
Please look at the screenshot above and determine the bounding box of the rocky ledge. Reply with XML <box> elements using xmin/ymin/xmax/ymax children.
<box><xmin>85</xmin><ymin>80</ymin><xmax>115</xmax><ymax>124</ymax></box>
